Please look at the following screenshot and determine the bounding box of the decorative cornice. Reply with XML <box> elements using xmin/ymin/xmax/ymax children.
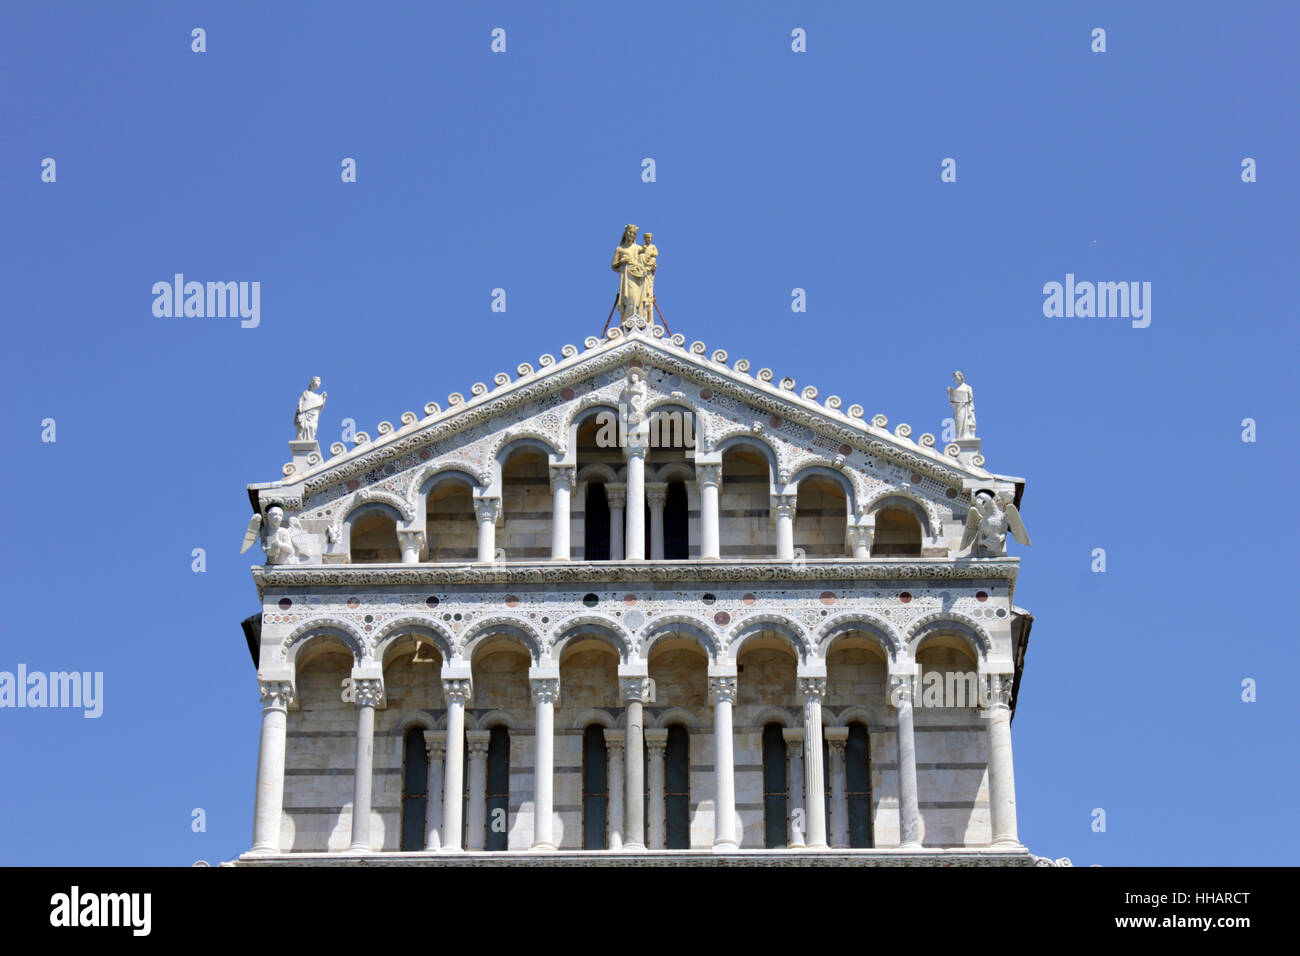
<box><xmin>254</xmin><ymin>558</ymin><xmax>1018</xmax><ymax>591</ymax></box>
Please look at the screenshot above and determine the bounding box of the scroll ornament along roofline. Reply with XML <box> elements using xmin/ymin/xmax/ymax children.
<box><xmin>250</xmin><ymin>326</ymin><xmax>1003</xmax><ymax>502</ymax></box>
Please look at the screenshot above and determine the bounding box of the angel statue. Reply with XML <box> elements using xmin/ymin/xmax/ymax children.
<box><xmin>960</xmin><ymin>491</ymin><xmax>1032</xmax><ymax>557</ymax></box>
<box><xmin>240</xmin><ymin>506</ymin><xmax>308</xmax><ymax>565</ymax></box>
<box><xmin>294</xmin><ymin>377</ymin><xmax>327</xmax><ymax>442</ymax></box>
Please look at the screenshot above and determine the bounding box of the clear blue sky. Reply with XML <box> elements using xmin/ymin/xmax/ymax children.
<box><xmin>1</xmin><ymin>1</ymin><xmax>1295</xmax><ymax>866</ymax></box>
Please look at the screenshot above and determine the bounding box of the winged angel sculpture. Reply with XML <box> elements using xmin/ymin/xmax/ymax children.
<box><xmin>240</xmin><ymin>505</ymin><xmax>309</xmax><ymax>565</ymax></box>
<box><xmin>960</xmin><ymin>492</ymin><xmax>1032</xmax><ymax>557</ymax></box>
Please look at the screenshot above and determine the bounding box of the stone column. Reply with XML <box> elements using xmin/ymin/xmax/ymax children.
<box><xmin>250</xmin><ymin>680</ymin><xmax>295</xmax><ymax>854</ymax></box>
<box><xmin>773</xmin><ymin>494</ymin><xmax>796</xmax><ymax>562</ymax></box>
<box><xmin>529</xmin><ymin>670</ymin><xmax>560</xmax><ymax>849</ymax></box>
<box><xmin>619</xmin><ymin>671</ymin><xmax>651</xmax><ymax>849</ymax></box>
<box><xmin>709</xmin><ymin>668</ymin><xmax>739</xmax><ymax>849</ymax></box>
<box><xmin>697</xmin><ymin>462</ymin><xmax>722</xmax><ymax>560</ymax></box>
<box><xmin>798</xmin><ymin>675</ymin><xmax>828</xmax><ymax>849</ymax></box>
<box><xmin>465</xmin><ymin>730</ymin><xmax>491</xmax><ymax>850</ymax></box>
<box><xmin>646</xmin><ymin>483</ymin><xmax>667</xmax><ymax>560</ymax></box>
<box><xmin>848</xmin><ymin>518</ymin><xmax>874</xmax><ymax>559</ymax></box>
<box><xmin>825</xmin><ymin>727</ymin><xmax>849</xmax><ymax>848</ymax></box>
<box><xmin>986</xmin><ymin>673</ymin><xmax>1021</xmax><ymax>847</ymax></box>
<box><xmin>474</xmin><ymin>497</ymin><xmax>500</xmax><ymax>563</ymax></box>
<box><xmin>891</xmin><ymin>674</ymin><xmax>922</xmax><ymax>849</ymax></box>
<box><xmin>625</xmin><ymin>444</ymin><xmax>647</xmax><ymax>560</ymax></box>
<box><xmin>397</xmin><ymin>529</ymin><xmax>425</xmax><ymax>564</ymax></box>
<box><xmin>549</xmin><ymin>465</ymin><xmax>574</xmax><ymax>561</ymax></box>
<box><xmin>607</xmin><ymin>484</ymin><xmax>626</xmax><ymax>561</ymax></box>
<box><xmin>348</xmin><ymin>676</ymin><xmax>384</xmax><ymax>852</ymax></box>
<box><xmin>440</xmin><ymin>672</ymin><xmax>472</xmax><ymax>852</ymax></box>
<box><xmin>423</xmin><ymin>731</ymin><xmax>446</xmax><ymax>851</ymax></box>
<box><xmin>604</xmin><ymin>729</ymin><xmax>625</xmax><ymax>850</ymax></box>
<box><xmin>782</xmin><ymin>727</ymin><xmax>806</xmax><ymax>848</ymax></box>
<box><xmin>646</xmin><ymin>729</ymin><xmax>669</xmax><ymax>849</ymax></box>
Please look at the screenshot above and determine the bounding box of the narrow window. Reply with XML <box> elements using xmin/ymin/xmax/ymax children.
<box><xmin>761</xmin><ymin>723</ymin><xmax>788</xmax><ymax>848</ymax></box>
<box><xmin>585</xmin><ymin>483</ymin><xmax>611</xmax><ymax>560</ymax></box>
<box><xmin>400</xmin><ymin>727</ymin><xmax>428</xmax><ymax>851</ymax></box>
<box><xmin>846</xmin><ymin>722</ymin><xmax>874</xmax><ymax>847</ymax></box>
<box><xmin>663</xmin><ymin>481</ymin><xmax>690</xmax><ymax>559</ymax></box>
<box><xmin>665</xmin><ymin>724</ymin><xmax>690</xmax><ymax>848</ymax></box>
<box><xmin>485</xmin><ymin>725</ymin><xmax>509</xmax><ymax>851</ymax></box>
<box><xmin>582</xmin><ymin>725</ymin><xmax>608</xmax><ymax>849</ymax></box>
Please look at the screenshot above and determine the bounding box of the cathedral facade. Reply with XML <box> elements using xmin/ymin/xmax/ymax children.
<box><xmin>237</xmin><ymin>284</ymin><xmax>1039</xmax><ymax>864</ymax></box>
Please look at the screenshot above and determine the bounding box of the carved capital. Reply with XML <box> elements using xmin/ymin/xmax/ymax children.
<box><xmin>797</xmin><ymin>676</ymin><xmax>827</xmax><ymax>702</ymax></box>
<box><xmin>708</xmin><ymin>675</ymin><xmax>738</xmax><ymax>705</ymax></box>
<box><xmin>473</xmin><ymin>497</ymin><xmax>501</xmax><ymax>524</ymax></box>
<box><xmin>466</xmin><ymin>730</ymin><xmax>491</xmax><ymax>757</ymax></box>
<box><xmin>696</xmin><ymin>463</ymin><xmax>723</xmax><ymax>489</ymax></box>
<box><xmin>530</xmin><ymin>677</ymin><xmax>561</xmax><ymax>706</ymax></box>
<box><xmin>258</xmin><ymin>680</ymin><xmax>296</xmax><ymax>712</ymax></box>
<box><xmin>619</xmin><ymin>676</ymin><xmax>652</xmax><ymax>704</ymax></box>
<box><xmin>990</xmin><ymin>672</ymin><xmax>1014</xmax><ymax>709</ymax></box>
<box><xmin>782</xmin><ymin>726</ymin><xmax>806</xmax><ymax>753</ymax></box>
<box><xmin>603</xmin><ymin>728</ymin><xmax>626</xmax><ymax>755</ymax></box>
<box><xmin>352</xmin><ymin>678</ymin><xmax>384</xmax><ymax>708</ymax></box>
<box><xmin>607</xmin><ymin>487</ymin><xmax>627</xmax><ymax>509</ymax></box>
<box><xmin>771</xmin><ymin>493</ymin><xmax>797</xmax><ymax>520</ymax></box>
<box><xmin>645</xmin><ymin>483</ymin><xmax>668</xmax><ymax>508</ymax></box>
<box><xmin>889</xmin><ymin>673</ymin><xmax>916</xmax><ymax>707</ymax></box>
<box><xmin>397</xmin><ymin>529</ymin><xmax>426</xmax><ymax>548</ymax></box>
<box><xmin>645</xmin><ymin>729</ymin><xmax>669</xmax><ymax>755</ymax></box>
<box><xmin>441</xmin><ymin>677</ymin><xmax>473</xmax><ymax>706</ymax></box>
<box><xmin>549</xmin><ymin>464</ymin><xmax>575</xmax><ymax>491</ymax></box>
<box><xmin>423</xmin><ymin>730</ymin><xmax>447</xmax><ymax>758</ymax></box>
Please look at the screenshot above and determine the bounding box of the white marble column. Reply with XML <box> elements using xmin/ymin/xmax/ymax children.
<box><xmin>782</xmin><ymin>727</ymin><xmax>806</xmax><ymax>848</ymax></box>
<box><xmin>987</xmin><ymin>673</ymin><xmax>1021</xmax><ymax>846</ymax></box>
<box><xmin>604</xmin><ymin>728</ymin><xmax>625</xmax><ymax>850</ymax></box>
<box><xmin>440</xmin><ymin>673</ymin><xmax>472</xmax><ymax>852</ymax></box>
<box><xmin>646</xmin><ymin>729</ymin><xmax>668</xmax><ymax>850</ymax></box>
<box><xmin>530</xmin><ymin>671</ymin><xmax>560</xmax><ymax>849</ymax></box>
<box><xmin>709</xmin><ymin>671</ymin><xmax>739</xmax><ymax>849</ymax></box>
<box><xmin>625</xmin><ymin>444</ymin><xmax>646</xmax><ymax>560</ymax></box>
<box><xmin>825</xmin><ymin>727</ymin><xmax>849</xmax><ymax>848</ymax></box>
<box><xmin>465</xmin><ymin>730</ymin><xmax>491</xmax><ymax>851</ymax></box>
<box><xmin>619</xmin><ymin>672</ymin><xmax>650</xmax><ymax>848</ymax></box>
<box><xmin>891</xmin><ymin>674</ymin><xmax>922</xmax><ymax>849</ymax></box>
<box><xmin>250</xmin><ymin>680</ymin><xmax>295</xmax><ymax>854</ymax></box>
<box><xmin>549</xmin><ymin>464</ymin><xmax>574</xmax><ymax>561</ymax></box>
<box><xmin>423</xmin><ymin>731</ymin><xmax>445</xmax><ymax>851</ymax></box>
<box><xmin>697</xmin><ymin>463</ymin><xmax>722</xmax><ymax>560</ymax></box>
<box><xmin>607</xmin><ymin>484</ymin><xmax>626</xmax><ymax>561</ymax></box>
<box><xmin>348</xmin><ymin>677</ymin><xmax>384</xmax><ymax>852</ymax></box>
<box><xmin>646</xmin><ymin>483</ymin><xmax>667</xmax><ymax>560</ymax></box>
<box><xmin>773</xmin><ymin>494</ymin><xmax>796</xmax><ymax>561</ymax></box>
<box><xmin>799</xmin><ymin>675</ymin><xmax>828</xmax><ymax>849</ymax></box>
<box><xmin>397</xmin><ymin>529</ymin><xmax>425</xmax><ymax>564</ymax></box>
<box><xmin>474</xmin><ymin>496</ymin><xmax>500</xmax><ymax>563</ymax></box>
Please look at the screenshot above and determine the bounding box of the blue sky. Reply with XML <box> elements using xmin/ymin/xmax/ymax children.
<box><xmin>1</xmin><ymin>1</ymin><xmax>1296</xmax><ymax>866</ymax></box>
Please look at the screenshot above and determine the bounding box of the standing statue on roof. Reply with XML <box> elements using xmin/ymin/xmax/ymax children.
<box><xmin>611</xmin><ymin>225</ymin><xmax>657</xmax><ymax>330</ymax></box>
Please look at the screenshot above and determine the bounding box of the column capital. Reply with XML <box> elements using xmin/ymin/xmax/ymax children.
<box><xmin>986</xmin><ymin>672</ymin><xmax>1015</xmax><ymax>709</ymax></box>
<box><xmin>771</xmin><ymin>493</ymin><xmax>797</xmax><ymax>519</ymax></box>
<box><xmin>549</xmin><ymin>463</ymin><xmax>576</xmax><ymax>490</ymax></box>
<box><xmin>619</xmin><ymin>676</ymin><xmax>653</xmax><ymax>704</ymax></box>
<box><xmin>351</xmin><ymin>677</ymin><xmax>385</xmax><ymax>709</ymax></box>
<box><xmin>466</xmin><ymin>730</ymin><xmax>492</xmax><ymax>755</ymax></box>
<box><xmin>823</xmin><ymin>726</ymin><xmax>849</xmax><ymax>746</ymax></box>
<box><xmin>258</xmin><ymin>680</ymin><xmax>296</xmax><ymax>712</ymax></box>
<box><xmin>782</xmin><ymin>726</ymin><xmax>806</xmax><ymax>749</ymax></box>
<box><xmin>645</xmin><ymin>482</ymin><xmax>668</xmax><ymax>506</ymax></box>
<box><xmin>530</xmin><ymin>676</ymin><xmax>561</xmax><ymax>705</ymax></box>
<box><xmin>889</xmin><ymin>672</ymin><xmax>916</xmax><ymax>707</ymax></box>
<box><xmin>441</xmin><ymin>676</ymin><xmax>474</xmax><ymax>706</ymax></box>
<box><xmin>606</xmin><ymin>483</ymin><xmax>627</xmax><ymax>509</ymax></box>
<box><xmin>396</xmin><ymin>528</ymin><xmax>426</xmax><ymax>546</ymax></box>
<box><xmin>423</xmin><ymin>730</ymin><xmax>447</xmax><ymax>758</ymax></box>
<box><xmin>473</xmin><ymin>496</ymin><xmax>501</xmax><ymax>524</ymax></box>
<box><xmin>602</xmin><ymin>728</ymin><xmax>626</xmax><ymax>752</ymax></box>
<box><xmin>696</xmin><ymin>462</ymin><xmax>723</xmax><ymax>488</ymax></box>
<box><xmin>796</xmin><ymin>676</ymin><xmax>827</xmax><ymax>702</ymax></box>
<box><xmin>708</xmin><ymin>675</ymin><xmax>738</xmax><ymax>705</ymax></box>
<box><xmin>644</xmin><ymin>728</ymin><xmax>669</xmax><ymax>753</ymax></box>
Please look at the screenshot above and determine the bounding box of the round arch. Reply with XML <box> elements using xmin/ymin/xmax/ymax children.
<box><xmin>639</xmin><ymin>616</ymin><xmax>719</xmax><ymax>661</ymax></box>
<box><xmin>461</xmin><ymin>616</ymin><xmax>544</xmax><ymax>664</ymax></box>
<box><xmin>373</xmin><ymin>618</ymin><xmax>457</xmax><ymax>669</ymax></box>
<box><xmin>552</xmin><ymin>614</ymin><xmax>633</xmax><ymax>664</ymax></box>
<box><xmin>790</xmin><ymin>464</ymin><xmax>857</xmax><ymax>514</ymax></box>
<box><xmin>281</xmin><ymin>618</ymin><xmax>368</xmax><ymax>667</ymax></box>
<box><xmin>816</xmin><ymin>614</ymin><xmax>902</xmax><ymax>662</ymax></box>
<box><xmin>906</xmin><ymin>612</ymin><xmax>992</xmax><ymax>662</ymax></box>
<box><xmin>727</xmin><ymin>614</ymin><xmax>810</xmax><ymax>662</ymax></box>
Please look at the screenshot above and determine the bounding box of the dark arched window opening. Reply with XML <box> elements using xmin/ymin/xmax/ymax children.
<box><xmin>761</xmin><ymin>723</ymin><xmax>788</xmax><ymax>848</ymax></box>
<box><xmin>485</xmin><ymin>726</ymin><xmax>509</xmax><ymax>851</ymax></box>
<box><xmin>663</xmin><ymin>481</ymin><xmax>689</xmax><ymax>559</ymax></box>
<box><xmin>400</xmin><ymin>727</ymin><xmax>429</xmax><ymax>851</ymax></box>
<box><xmin>582</xmin><ymin>725</ymin><xmax>608</xmax><ymax>849</ymax></box>
<box><xmin>846</xmin><ymin>722</ymin><xmax>874</xmax><ymax>847</ymax></box>
<box><xmin>665</xmin><ymin>724</ymin><xmax>690</xmax><ymax>848</ymax></box>
<box><xmin>585</xmin><ymin>483</ymin><xmax>611</xmax><ymax>561</ymax></box>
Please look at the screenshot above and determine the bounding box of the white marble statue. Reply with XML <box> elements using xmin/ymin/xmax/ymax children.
<box><xmin>294</xmin><ymin>377</ymin><xmax>327</xmax><ymax>442</ymax></box>
<box><xmin>948</xmin><ymin>371</ymin><xmax>976</xmax><ymax>440</ymax></box>
<box><xmin>611</xmin><ymin>225</ymin><xmax>651</xmax><ymax>329</ymax></box>
<box><xmin>960</xmin><ymin>492</ymin><xmax>1031</xmax><ymax>557</ymax></box>
<box><xmin>240</xmin><ymin>506</ymin><xmax>308</xmax><ymax>565</ymax></box>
